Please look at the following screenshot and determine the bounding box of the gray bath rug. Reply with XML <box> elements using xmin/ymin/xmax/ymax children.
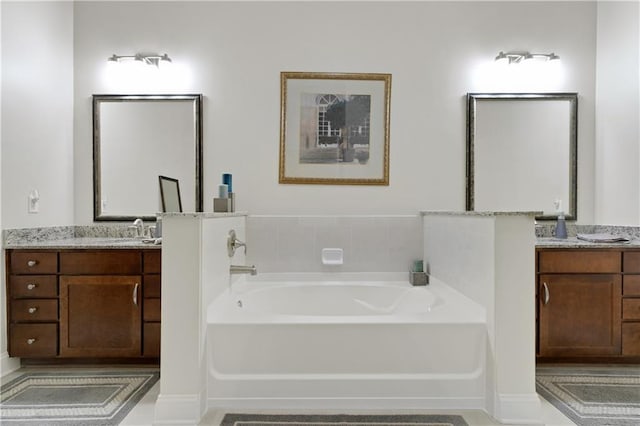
<box><xmin>536</xmin><ymin>365</ymin><xmax>640</xmax><ymax>426</ymax></box>
<box><xmin>221</xmin><ymin>413</ymin><xmax>469</xmax><ymax>426</ymax></box>
<box><xmin>0</xmin><ymin>369</ymin><xmax>159</xmax><ymax>425</ymax></box>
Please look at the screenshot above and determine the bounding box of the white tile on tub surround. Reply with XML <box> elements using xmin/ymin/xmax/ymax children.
<box><xmin>275</xmin><ymin>217</ymin><xmax>316</xmax><ymax>272</ymax></box>
<box><xmin>247</xmin><ymin>215</ymin><xmax>423</xmax><ymax>273</ymax></box>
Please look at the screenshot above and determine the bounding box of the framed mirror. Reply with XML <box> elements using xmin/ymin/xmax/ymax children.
<box><xmin>159</xmin><ymin>175</ymin><xmax>183</xmax><ymax>213</ymax></box>
<box><xmin>466</xmin><ymin>93</ymin><xmax>578</xmax><ymax>220</ymax></box>
<box><xmin>93</xmin><ymin>94</ymin><xmax>202</xmax><ymax>221</ymax></box>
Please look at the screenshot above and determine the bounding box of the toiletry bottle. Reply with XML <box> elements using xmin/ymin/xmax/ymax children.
<box><xmin>554</xmin><ymin>200</ymin><xmax>567</xmax><ymax>239</ymax></box>
<box><xmin>555</xmin><ymin>212</ymin><xmax>567</xmax><ymax>239</ymax></box>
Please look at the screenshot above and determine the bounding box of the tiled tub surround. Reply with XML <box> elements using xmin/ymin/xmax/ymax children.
<box><xmin>246</xmin><ymin>215</ymin><xmax>423</xmax><ymax>273</ymax></box>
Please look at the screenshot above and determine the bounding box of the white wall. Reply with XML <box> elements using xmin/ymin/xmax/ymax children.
<box><xmin>1</xmin><ymin>1</ymin><xmax>74</xmax><ymax>229</ymax></box>
<box><xmin>72</xmin><ymin>1</ymin><xmax>597</xmax><ymax>224</ymax></box>
<box><xmin>595</xmin><ymin>1</ymin><xmax>640</xmax><ymax>225</ymax></box>
<box><xmin>0</xmin><ymin>0</ymin><xmax>72</xmax><ymax>376</ymax></box>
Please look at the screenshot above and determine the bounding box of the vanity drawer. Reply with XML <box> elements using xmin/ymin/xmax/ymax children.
<box><xmin>622</xmin><ymin>323</ymin><xmax>640</xmax><ymax>355</ymax></box>
<box><xmin>9</xmin><ymin>324</ymin><xmax>58</xmax><ymax>357</ymax></box>
<box><xmin>144</xmin><ymin>299</ymin><xmax>161</xmax><ymax>322</ymax></box>
<box><xmin>143</xmin><ymin>322</ymin><xmax>160</xmax><ymax>357</ymax></box>
<box><xmin>9</xmin><ymin>275</ymin><xmax>58</xmax><ymax>298</ymax></box>
<box><xmin>623</xmin><ymin>252</ymin><xmax>640</xmax><ymax>273</ymax></box>
<box><xmin>624</xmin><ymin>275</ymin><xmax>640</xmax><ymax>296</ymax></box>
<box><xmin>60</xmin><ymin>251</ymin><xmax>141</xmax><ymax>274</ymax></box>
<box><xmin>144</xmin><ymin>251</ymin><xmax>161</xmax><ymax>273</ymax></box>
<box><xmin>144</xmin><ymin>275</ymin><xmax>161</xmax><ymax>298</ymax></box>
<box><xmin>538</xmin><ymin>251</ymin><xmax>620</xmax><ymax>273</ymax></box>
<box><xmin>623</xmin><ymin>299</ymin><xmax>640</xmax><ymax>320</ymax></box>
<box><xmin>11</xmin><ymin>299</ymin><xmax>58</xmax><ymax>322</ymax></box>
<box><xmin>10</xmin><ymin>251</ymin><xmax>58</xmax><ymax>274</ymax></box>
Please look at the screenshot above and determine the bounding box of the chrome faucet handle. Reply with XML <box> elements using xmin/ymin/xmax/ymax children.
<box><xmin>227</xmin><ymin>229</ymin><xmax>247</xmax><ymax>257</ymax></box>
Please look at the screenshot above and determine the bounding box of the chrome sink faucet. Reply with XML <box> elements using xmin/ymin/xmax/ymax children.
<box><xmin>129</xmin><ymin>218</ymin><xmax>145</xmax><ymax>238</ymax></box>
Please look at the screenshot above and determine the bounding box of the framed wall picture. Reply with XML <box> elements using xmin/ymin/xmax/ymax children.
<box><xmin>279</xmin><ymin>72</ymin><xmax>391</xmax><ymax>185</ymax></box>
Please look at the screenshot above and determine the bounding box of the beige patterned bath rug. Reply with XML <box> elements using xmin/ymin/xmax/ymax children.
<box><xmin>0</xmin><ymin>369</ymin><xmax>159</xmax><ymax>425</ymax></box>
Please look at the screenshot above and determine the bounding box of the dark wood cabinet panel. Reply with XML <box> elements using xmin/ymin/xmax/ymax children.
<box><xmin>60</xmin><ymin>251</ymin><xmax>141</xmax><ymax>275</ymax></box>
<box><xmin>59</xmin><ymin>275</ymin><xmax>142</xmax><ymax>357</ymax></box>
<box><xmin>538</xmin><ymin>273</ymin><xmax>621</xmax><ymax>357</ymax></box>
<box><xmin>143</xmin><ymin>322</ymin><xmax>161</xmax><ymax>357</ymax></box>
<box><xmin>9</xmin><ymin>275</ymin><xmax>57</xmax><ymax>298</ymax></box>
<box><xmin>11</xmin><ymin>299</ymin><xmax>58</xmax><ymax>322</ymax></box>
<box><xmin>10</xmin><ymin>251</ymin><xmax>57</xmax><ymax>274</ymax></box>
<box><xmin>538</xmin><ymin>250</ymin><xmax>620</xmax><ymax>273</ymax></box>
<box><xmin>624</xmin><ymin>275</ymin><xmax>640</xmax><ymax>296</ymax></box>
<box><xmin>622</xmin><ymin>323</ymin><xmax>640</xmax><ymax>355</ymax></box>
<box><xmin>623</xmin><ymin>252</ymin><xmax>640</xmax><ymax>273</ymax></box>
<box><xmin>623</xmin><ymin>299</ymin><xmax>640</xmax><ymax>320</ymax></box>
<box><xmin>9</xmin><ymin>324</ymin><xmax>58</xmax><ymax>357</ymax></box>
<box><xmin>144</xmin><ymin>275</ymin><xmax>161</xmax><ymax>298</ymax></box>
<box><xmin>143</xmin><ymin>298</ymin><xmax>161</xmax><ymax>322</ymax></box>
<box><xmin>144</xmin><ymin>251</ymin><xmax>161</xmax><ymax>273</ymax></box>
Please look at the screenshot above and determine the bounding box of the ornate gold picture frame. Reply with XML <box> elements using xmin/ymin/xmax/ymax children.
<box><xmin>279</xmin><ymin>72</ymin><xmax>391</xmax><ymax>185</ymax></box>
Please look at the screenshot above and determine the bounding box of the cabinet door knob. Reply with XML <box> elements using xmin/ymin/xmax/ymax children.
<box><xmin>27</xmin><ymin>260</ymin><xmax>38</xmax><ymax>267</ymax></box>
<box><xmin>26</xmin><ymin>283</ymin><xmax>38</xmax><ymax>290</ymax></box>
<box><xmin>542</xmin><ymin>282</ymin><xmax>550</xmax><ymax>305</ymax></box>
<box><xmin>27</xmin><ymin>338</ymin><xmax>36</xmax><ymax>345</ymax></box>
<box><xmin>28</xmin><ymin>307</ymin><xmax>38</xmax><ymax>314</ymax></box>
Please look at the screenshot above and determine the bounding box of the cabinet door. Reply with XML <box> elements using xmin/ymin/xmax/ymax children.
<box><xmin>59</xmin><ymin>275</ymin><xmax>141</xmax><ymax>357</ymax></box>
<box><xmin>539</xmin><ymin>274</ymin><xmax>621</xmax><ymax>357</ymax></box>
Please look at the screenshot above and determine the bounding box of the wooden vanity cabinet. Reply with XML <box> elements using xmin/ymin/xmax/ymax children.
<box><xmin>536</xmin><ymin>248</ymin><xmax>640</xmax><ymax>361</ymax></box>
<box><xmin>6</xmin><ymin>248</ymin><xmax>161</xmax><ymax>360</ymax></box>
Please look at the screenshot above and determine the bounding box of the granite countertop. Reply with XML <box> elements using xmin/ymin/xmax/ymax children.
<box><xmin>4</xmin><ymin>237</ymin><xmax>161</xmax><ymax>250</ymax></box>
<box><xmin>536</xmin><ymin>237</ymin><xmax>640</xmax><ymax>249</ymax></box>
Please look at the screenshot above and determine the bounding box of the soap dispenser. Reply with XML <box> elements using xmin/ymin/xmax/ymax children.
<box><xmin>554</xmin><ymin>199</ymin><xmax>567</xmax><ymax>239</ymax></box>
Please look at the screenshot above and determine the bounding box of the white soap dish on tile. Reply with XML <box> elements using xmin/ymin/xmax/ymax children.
<box><xmin>321</xmin><ymin>248</ymin><xmax>343</xmax><ymax>265</ymax></box>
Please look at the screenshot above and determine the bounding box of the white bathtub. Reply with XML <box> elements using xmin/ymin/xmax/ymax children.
<box><xmin>206</xmin><ymin>273</ymin><xmax>487</xmax><ymax>410</ymax></box>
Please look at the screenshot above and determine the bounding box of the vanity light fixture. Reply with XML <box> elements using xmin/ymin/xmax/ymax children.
<box><xmin>107</xmin><ymin>53</ymin><xmax>172</xmax><ymax>68</ymax></box>
<box><xmin>495</xmin><ymin>51</ymin><xmax>559</xmax><ymax>65</ymax></box>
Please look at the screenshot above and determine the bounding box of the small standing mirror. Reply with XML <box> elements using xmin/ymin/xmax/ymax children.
<box><xmin>159</xmin><ymin>176</ymin><xmax>183</xmax><ymax>213</ymax></box>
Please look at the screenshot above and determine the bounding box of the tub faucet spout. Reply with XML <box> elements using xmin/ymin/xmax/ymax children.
<box><xmin>230</xmin><ymin>264</ymin><xmax>257</xmax><ymax>276</ymax></box>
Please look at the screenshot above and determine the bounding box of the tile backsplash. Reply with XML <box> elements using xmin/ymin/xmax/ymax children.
<box><xmin>246</xmin><ymin>215</ymin><xmax>423</xmax><ymax>273</ymax></box>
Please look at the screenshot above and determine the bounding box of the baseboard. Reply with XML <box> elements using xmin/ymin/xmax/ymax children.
<box><xmin>493</xmin><ymin>393</ymin><xmax>542</xmax><ymax>425</ymax></box>
<box><xmin>153</xmin><ymin>392</ymin><xmax>206</xmax><ymax>425</ymax></box>
<box><xmin>208</xmin><ymin>396</ymin><xmax>485</xmax><ymax>411</ymax></box>
<box><xmin>0</xmin><ymin>352</ymin><xmax>20</xmax><ymax>378</ymax></box>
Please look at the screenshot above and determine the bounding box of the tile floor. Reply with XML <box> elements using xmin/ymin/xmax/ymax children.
<box><xmin>121</xmin><ymin>379</ymin><xmax>577</xmax><ymax>426</ymax></box>
<box><xmin>2</xmin><ymin>366</ymin><xmax>577</xmax><ymax>426</ymax></box>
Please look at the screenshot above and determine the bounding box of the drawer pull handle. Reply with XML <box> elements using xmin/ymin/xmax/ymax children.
<box><xmin>28</xmin><ymin>307</ymin><xmax>38</xmax><ymax>314</ymax></box>
<box><xmin>27</xmin><ymin>260</ymin><xmax>38</xmax><ymax>267</ymax></box>
<box><xmin>26</xmin><ymin>283</ymin><xmax>38</xmax><ymax>290</ymax></box>
<box><xmin>542</xmin><ymin>282</ymin><xmax>550</xmax><ymax>305</ymax></box>
<box><xmin>27</xmin><ymin>338</ymin><xmax>36</xmax><ymax>345</ymax></box>
<box><xmin>133</xmin><ymin>283</ymin><xmax>139</xmax><ymax>306</ymax></box>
